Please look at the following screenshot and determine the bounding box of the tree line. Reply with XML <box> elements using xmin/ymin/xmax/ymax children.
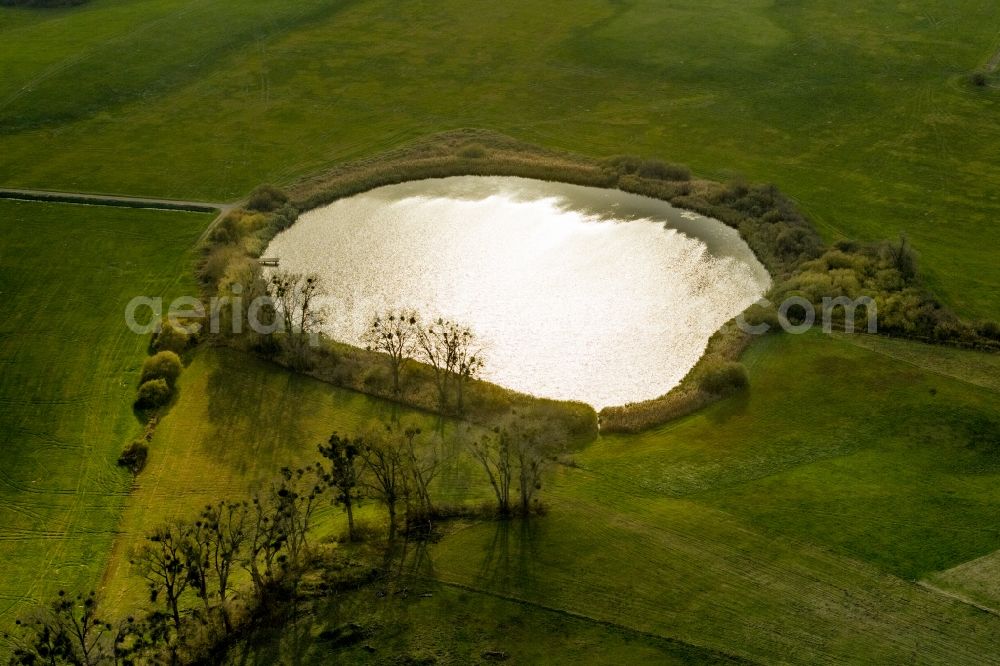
<box><xmin>214</xmin><ymin>265</ymin><xmax>488</xmax><ymax>414</ymax></box>
<box><xmin>7</xmin><ymin>416</ymin><xmax>555</xmax><ymax>664</ymax></box>
<box><xmin>363</xmin><ymin>309</ymin><xmax>484</xmax><ymax>411</ymax></box>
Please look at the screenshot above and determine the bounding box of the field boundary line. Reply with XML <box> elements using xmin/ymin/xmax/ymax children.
<box><xmin>0</xmin><ymin>188</ymin><xmax>228</xmax><ymax>214</ymax></box>
<box><xmin>917</xmin><ymin>581</ymin><xmax>1000</xmax><ymax>618</ymax></box>
<box><xmin>833</xmin><ymin>332</ymin><xmax>1000</xmax><ymax>393</ymax></box>
<box><xmin>428</xmin><ymin>577</ymin><xmax>754</xmax><ymax>664</ymax></box>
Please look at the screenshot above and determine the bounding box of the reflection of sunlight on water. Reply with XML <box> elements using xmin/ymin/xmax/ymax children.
<box><xmin>265</xmin><ymin>176</ymin><xmax>770</xmax><ymax>408</ymax></box>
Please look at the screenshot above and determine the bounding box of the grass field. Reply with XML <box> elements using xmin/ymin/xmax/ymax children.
<box><xmin>0</xmin><ymin>199</ymin><xmax>210</xmax><ymax>648</ymax></box>
<box><xmin>98</xmin><ymin>346</ymin><xmax>495</xmax><ymax>613</ymax></box>
<box><xmin>229</xmin><ymin>582</ymin><xmax>741</xmax><ymax>665</ymax></box>
<box><xmin>425</xmin><ymin>332</ymin><xmax>1000</xmax><ymax>663</ymax></box>
<box><xmin>1</xmin><ymin>0</ymin><xmax>999</xmax><ymax>318</ymax></box>
<box><xmin>2</xmin><ymin>0</ymin><xmax>1000</xmax><ymax>662</ymax></box>
<box><xmin>103</xmin><ymin>332</ymin><xmax>1000</xmax><ymax>662</ymax></box>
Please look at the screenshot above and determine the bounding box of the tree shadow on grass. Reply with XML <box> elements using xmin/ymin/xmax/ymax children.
<box><xmin>202</xmin><ymin>349</ymin><xmax>325</xmax><ymax>480</ymax></box>
<box><xmin>200</xmin><ymin>347</ymin><xmax>448</xmax><ymax>487</ymax></box>
<box><xmin>473</xmin><ymin>518</ymin><xmax>544</xmax><ymax>596</ymax></box>
<box><xmin>705</xmin><ymin>389</ymin><xmax>750</xmax><ymax>425</ymax></box>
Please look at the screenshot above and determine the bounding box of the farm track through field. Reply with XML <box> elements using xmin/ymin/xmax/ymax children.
<box><xmin>0</xmin><ymin>187</ymin><xmax>228</xmax><ymax>213</ymax></box>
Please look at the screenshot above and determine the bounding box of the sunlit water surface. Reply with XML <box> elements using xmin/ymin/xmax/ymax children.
<box><xmin>265</xmin><ymin>177</ymin><xmax>770</xmax><ymax>408</ymax></box>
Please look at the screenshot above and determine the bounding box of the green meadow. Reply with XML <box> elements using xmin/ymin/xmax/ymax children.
<box><xmin>0</xmin><ymin>200</ymin><xmax>209</xmax><ymax>644</ymax></box>
<box><xmin>2</xmin><ymin>0</ymin><xmax>1000</xmax><ymax>317</ymax></box>
<box><xmin>2</xmin><ymin>0</ymin><xmax>1000</xmax><ymax>662</ymax></box>
<box><xmin>103</xmin><ymin>334</ymin><xmax>1000</xmax><ymax>662</ymax></box>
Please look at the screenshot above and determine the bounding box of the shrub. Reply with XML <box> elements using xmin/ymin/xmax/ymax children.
<box><xmin>117</xmin><ymin>440</ymin><xmax>149</xmax><ymax>474</ymax></box>
<box><xmin>199</xmin><ymin>244</ymin><xmax>248</xmax><ymax>288</ymax></box>
<box><xmin>697</xmin><ymin>361</ymin><xmax>750</xmax><ymax>395</ymax></box>
<box><xmin>604</xmin><ymin>154</ymin><xmax>643</xmax><ymax>175</ymax></box>
<box><xmin>776</xmin><ymin>226</ymin><xmax>814</xmax><ymax>258</ymax></box>
<box><xmin>247</xmin><ymin>184</ymin><xmax>289</xmax><ymax>213</ymax></box>
<box><xmin>140</xmin><ymin>351</ymin><xmax>182</xmax><ymax>385</ymax></box>
<box><xmin>834</xmin><ymin>238</ymin><xmax>862</xmax><ymax>253</ymax></box>
<box><xmin>821</xmin><ymin>250</ymin><xmax>858</xmax><ymax>271</ymax></box>
<box><xmin>976</xmin><ymin>320</ymin><xmax>1000</xmax><ymax>341</ymax></box>
<box><xmin>135</xmin><ymin>379</ymin><xmax>172</xmax><ymax>409</ymax></box>
<box><xmin>971</xmin><ymin>71</ymin><xmax>988</xmax><ymax>87</ymax></box>
<box><xmin>742</xmin><ymin>302</ymin><xmax>780</xmax><ymax>330</ymax></box>
<box><xmin>153</xmin><ymin>320</ymin><xmax>190</xmax><ymax>354</ymax></box>
<box><xmin>211</xmin><ymin>210</ymin><xmax>248</xmax><ymax>245</ymax></box>
<box><xmin>637</xmin><ymin>159</ymin><xmax>691</xmax><ymax>181</ymax></box>
<box><xmin>265</xmin><ymin>203</ymin><xmax>300</xmax><ymax>234</ymax></box>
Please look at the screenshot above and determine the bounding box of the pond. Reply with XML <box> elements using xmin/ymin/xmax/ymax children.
<box><xmin>264</xmin><ymin>176</ymin><xmax>770</xmax><ymax>408</ymax></box>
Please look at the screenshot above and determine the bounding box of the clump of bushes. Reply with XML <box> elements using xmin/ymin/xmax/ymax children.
<box><xmin>697</xmin><ymin>361</ymin><xmax>750</xmax><ymax>395</ymax></box>
<box><xmin>247</xmin><ymin>183</ymin><xmax>289</xmax><ymax>212</ymax></box>
<box><xmin>152</xmin><ymin>319</ymin><xmax>190</xmax><ymax>354</ymax></box>
<box><xmin>604</xmin><ymin>155</ymin><xmax>691</xmax><ymax>181</ymax></box>
<box><xmin>198</xmin><ymin>243</ymin><xmax>247</xmax><ymax>287</ymax></box>
<box><xmin>135</xmin><ymin>378</ymin><xmax>171</xmax><ymax>409</ymax></box>
<box><xmin>767</xmin><ymin>234</ymin><xmax>998</xmax><ymax>348</ymax></box>
<box><xmin>971</xmin><ymin>71</ymin><xmax>989</xmax><ymax>88</ymax></box>
<box><xmin>140</xmin><ymin>351</ymin><xmax>182</xmax><ymax>386</ymax></box>
<box><xmin>977</xmin><ymin>320</ymin><xmax>1000</xmax><ymax>341</ymax></box>
<box><xmin>742</xmin><ymin>301</ymin><xmax>780</xmax><ymax>329</ymax></box>
<box><xmin>117</xmin><ymin>440</ymin><xmax>149</xmax><ymax>474</ymax></box>
<box><xmin>198</xmin><ymin>189</ymin><xmax>298</xmax><ymax>296</ymax></box>
<box><xmin>638</xmin><ymin>159</ymin><xmax>691</xmax><ymax>181</ymax></box>
<box><xmin>118</xmin><ymin>417</ymin><xmax>158</xmax><ymax>474</ymax></box>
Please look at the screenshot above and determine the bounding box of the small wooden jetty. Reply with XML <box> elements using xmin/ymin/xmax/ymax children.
<box><xmin>259</xmin><ymin>257</ymin><xmax>280</xmax><ymax>267</ymax></box>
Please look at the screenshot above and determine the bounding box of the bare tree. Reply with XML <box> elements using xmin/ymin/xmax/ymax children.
<box><xmin>9</xmin><ymin>591</ymin><xmax>113</xmax><ymax>666</ymax></box>
<box><xmin>133</xmin><ymin>523</ymin><xmax>191</xmax><ymax>631</ymax></box>
<box><xmin>182</xmin><ymin>520</ymin><xmax>213</xmax><ymax>621</ymax></box>
<box><xmin>364</xmin><ymin>310</ymin><xmax>420</xmax><ymax>395</ymax></box>
<box><xmin>319</xmin><ymin>433</ymin><xmax>363</xmax><ymax>541</ymax></box>
<box><xmin>469</xmin><ymin>429</ymin><xmax>513</xmax><ymax>516</ymax></box>
<box><xmin>401</xmin><ymin>426</ymin><xmax>440</xmax><ymax>524</ymax></box>
<box><xmin>417</xmin><ymin>318</ymin><xmax>484</xmax><ymax>411</ymax></box>
<box><xmin>243</xmin><ymin>492</ymin><xmax>287</xmax><ymax>604</ymax></box>
<box><xmin>272</xmin><ymin>464</ymin><xmax>326</xmax><ymax>564</ymax></box>
<box><xmin>268</xmin><ymin>271</ymin><xmax>326</xmax><ymax>366</ymax></box>
<box><xmin>359</xmin><ymin>427</ymin><xmax>409</xmax><ymax>537</ymax></box>
<box><xmin>883</xmin><ymin>232</ymin><xmax>917</xmax><ymax>281</ymax></box>
<box><xmin>199</xmin><ymin>500</ymin><xmax>248</xmax><ymax>633</ymax></box>
<box><xmin>507</xmin><ymin>418</ymin><xmax>548</xmax><ymax>514</ymax></box>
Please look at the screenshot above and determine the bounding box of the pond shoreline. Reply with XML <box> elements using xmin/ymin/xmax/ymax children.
<box><xmin>197</xmin><ymin>129</ymin><xmax>996</xmax><ymax>434</ymax></box>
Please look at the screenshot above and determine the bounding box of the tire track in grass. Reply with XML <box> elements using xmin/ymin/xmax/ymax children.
<box><xmin>13</xmin><ymin>289</ymin><xmax>138</xmax><ymax>625</ymax></box>
<box><xmin>0</xmin><ymin>203</ymin><xmax>209</xmax><ymax>648</ymax></box>
<box><xmin>0</xmin><ymin>0</ymin><xmax>208</xmax><ymax>115</ymax></box>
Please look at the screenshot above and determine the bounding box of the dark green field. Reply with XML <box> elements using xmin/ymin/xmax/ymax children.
<box><xmin>1</xmin><ymin>0</ymin><xmax>999</xmax><ymax>663</ymax></box>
